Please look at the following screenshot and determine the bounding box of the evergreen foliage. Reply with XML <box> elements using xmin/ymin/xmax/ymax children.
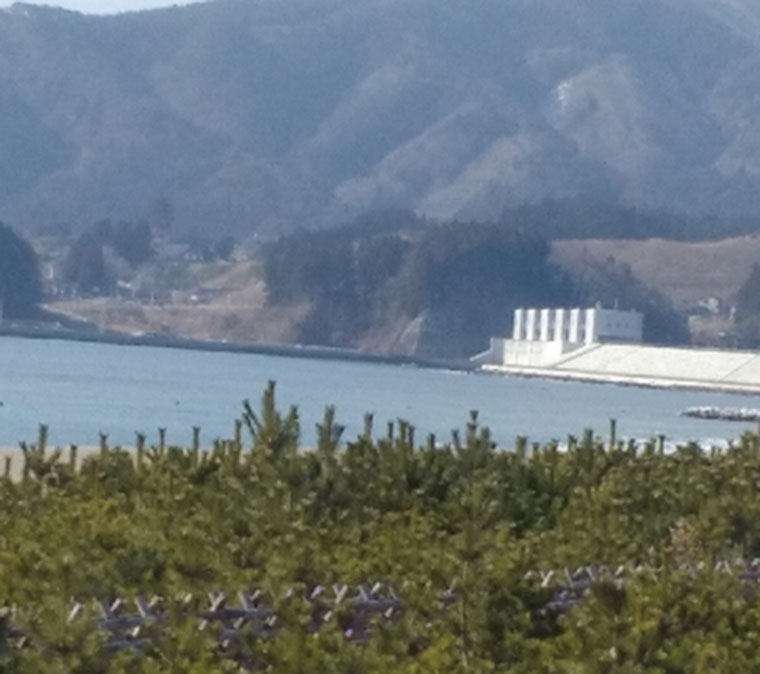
<box><xmin>0</xmin><ymin>222</ymin><xmax>41</xmax><ymax>317</ymax></box>
<box><xmin>1</xmin><ymin>385</ymin><xmax>760</xmax><ymax>669</ymax></box>
<box><xmin>736</xmin><ymin>263</ymin><xmax>760</xmax><ymax>322</ymax></box>
<box><xmin>733</xmin><ymin>263</ymin><xmax>760</xmax><ymax>347</ymax></box>
<box><xmin>261</xmin><ymin>219</ymin><xmax>686</xmax><ymax>354</ymax></box>
<box><xmin>90</xmin><ymin>220</ymin><xmax>153</xmax><ymax>267</ymax></box>
<box><xmin>263</xmin><ymin>229</ymin><xmax>411</xmax><ymax>344</ymax></box>
<box><xmin>107</xmin><ymin>221</ymin><xmax>153</xmax><ymax>267</ymax></box>
<box><xmin>62</xmin><ymin>232</ymin><xmax>110</xmax><ymax>294</ymax></box>
<box><xmin>262</xmin><ymin>223</ymin><xmax>575</xmax><ymax>352</ymax></box>
<box><xmin>570</xmin><ymin>255</ymin><xmax>689</xmax><ymax>344</ymax></box>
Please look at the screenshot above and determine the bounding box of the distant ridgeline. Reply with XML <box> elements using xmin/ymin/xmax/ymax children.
<box><xmin>499</xmin><ymin>198</ymin><xmax>760</xmax><ymax>241</ymax></box>
<box><xmin>7</xmin><ymin>0</ymin><xmax>760</xmax><ymax>232</ymax></box>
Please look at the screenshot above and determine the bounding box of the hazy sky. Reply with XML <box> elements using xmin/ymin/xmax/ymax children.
<box><xmin>0</xmin><ymin>0</ymin><xmax>207</xmax><ymax>14</ymax></box>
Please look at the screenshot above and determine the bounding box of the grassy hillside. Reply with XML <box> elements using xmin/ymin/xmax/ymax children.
<box><xmin>553</xmin><ymin>235</ymin><xmax>760</xmax><ymax>310</ymax></box>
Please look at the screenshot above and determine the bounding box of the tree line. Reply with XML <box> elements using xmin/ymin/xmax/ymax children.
<box><xmin>0</xmin><ymin>222</ymin><xmax>41</xmax><ymax>317</ymax></box>
<box><xmin>262</xmin><ymin>217</ymin><xmax>686</xmax><ymax>355</ymax></box>
<box><xmin>500</xmin><ymin>197</ymin><xmax>760</xmax><ymax>241</ymax></box>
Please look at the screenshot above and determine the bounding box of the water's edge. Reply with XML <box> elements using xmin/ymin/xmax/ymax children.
<box><xmin>0</xmin><ymin>323</ymin><xmax>468</xmax><ymax>371</ymax></box>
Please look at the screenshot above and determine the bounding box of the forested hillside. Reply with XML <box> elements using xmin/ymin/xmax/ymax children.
<box><xmin>0</xmin><ymin>223</ymin><xmax>40</xmax><ymax>316</ymax></box>
<box><xmin>5</xmin><ymin>0</ymin><xmax>760</xmax><ymax>233</ymax></box>
<box><xmin>46</xmin><ymin>210</ymin><xmax>688</xmax><ymax>358</ymax></box>
<box><xmin>260</xmin><ymin>219</ymin><xmax>686</xmax><ymax>357</ymax></box>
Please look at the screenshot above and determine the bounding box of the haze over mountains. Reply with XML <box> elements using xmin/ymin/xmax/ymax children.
<box><xmin>4</xmin><ymin>0</ymin><xmax>760</xmax><ymax>234</ymax></box>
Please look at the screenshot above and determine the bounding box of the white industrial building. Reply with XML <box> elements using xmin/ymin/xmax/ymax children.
<box><xmin>512</xmin><ymin>306</ymin><xmax>642</xmax><ymax>344</ymax></box>
<box><xmin>475</xmin><ymin>306</ymin><xmax>643</xmax><ymax>368</ymax></box>
<box><xmin>472</xmin><ymin>306</ymin><xmax>760</xmax><ymax>393</ymax></box>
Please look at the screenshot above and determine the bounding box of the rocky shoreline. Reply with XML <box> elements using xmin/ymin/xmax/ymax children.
<box><xmin>682</xmin><ymin>406</ymin><xmax>760</xmax><ymax>422</ymax></box>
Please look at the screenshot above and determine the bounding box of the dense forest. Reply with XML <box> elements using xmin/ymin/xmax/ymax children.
<box><xmin>0</xmin><ymin>222</ymin><xmax>41</xmax><ymax>317</ymax></box>
<box><xmin>262</xmin><ymin>216</ymin><xmax>686</xmax><ymax>356</ymax></box>
<box><xmin>263</xmin><ymin>222</ymin><xmax>574</xmax><ymax>355</ymax></box>
<box><xmin>2</xmin><ymin>383</ymin><xmax>760</xmax><ymax>671</ymax></box>
<box><xmin>61</xmin><ymin>220</ymin><xmax>155</xmax><ymax>295</ymax></box>
<box><xmin>723</xmin><ymin>263</ymin><xmax>760</xmax><ymax>348</ymax></box>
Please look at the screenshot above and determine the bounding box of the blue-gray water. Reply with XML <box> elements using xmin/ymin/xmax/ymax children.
<box><xmin>1</xmin><ymin>336</ymin><xmax>759</xmax><ymax>449</ymax></box>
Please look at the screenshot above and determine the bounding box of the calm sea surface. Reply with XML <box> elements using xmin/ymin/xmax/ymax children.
<box><xmin>0</xmin><ymin>335</ymin><xmax>759</xmax><ymax>449</ymax></box>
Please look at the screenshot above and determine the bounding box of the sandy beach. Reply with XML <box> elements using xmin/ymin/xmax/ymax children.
<box><xmin>0</xmin><ymin>445</ymin><xmax>123</xmax><ymax>482</ymax></box>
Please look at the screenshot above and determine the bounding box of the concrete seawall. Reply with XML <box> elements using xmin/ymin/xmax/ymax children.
<box><xmin>483</xmin><ymin>343</ymin><xmax>760</xmax><ymax>395</ymax></box>
<box><xmin>0</xmin><ymin>323</ymin><xmax>470</xmax><ymax>371</ymax></box>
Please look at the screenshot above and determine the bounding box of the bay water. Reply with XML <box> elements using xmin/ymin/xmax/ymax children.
<box><xmin>0</xmin><ymin>335</ymin><xmax>758</xmax><ymax>449</ymax></box>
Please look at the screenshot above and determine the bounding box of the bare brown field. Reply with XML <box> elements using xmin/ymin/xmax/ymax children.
<box><xmin>48</xmin><ymin>262</ymin><xmax>310</xmax><ymax>345</ymax></box>
<box><xmin>552</xmin><ymin>235</ymin><xmax>760</xmax><ymax>309</ymax></box>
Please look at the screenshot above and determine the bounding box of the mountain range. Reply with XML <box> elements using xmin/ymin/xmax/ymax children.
<box><xmin>4</xmin><ymin>0</ymin><xmax>760</xmax><ymax>234</ymax></box>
